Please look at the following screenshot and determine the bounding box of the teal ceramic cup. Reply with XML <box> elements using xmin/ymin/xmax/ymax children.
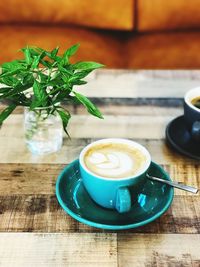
<box><xmin>79</xmin><ymin>138</ymin><xmax>151</xmax><ymax>213</ymax></box>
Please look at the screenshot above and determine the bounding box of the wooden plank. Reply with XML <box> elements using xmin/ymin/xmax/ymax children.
<box><xmin>75</xmin><ymin>103</ymin><xmax>183</xmax><ymax>115</ymax></box>
<box><xmin>0</xmin><ymin>105</ymin><xmax>183</xmax><ymax>148</ymax></box>
<box><xmin>1</xmin><ymin>70</ymin><xmax>200</xmax><ymax>100</ymax></box>
<box><xmin>0</xmin><ymin>102</ymin><xmax>183</xmax><ymax>115</ymax></box>
<box><xmin>118</xmin><ymin>234</ymin><xmax>200</xmax><ymax>267</ymax></box>
<box><xmin>0</xmin><ymin>233</ymin><xmax>117</xmax><ymax>267</ymax></box>
<box><xmin>0</xmin><ymin>106</ymin><xmax>183</xmax><ymax>139</ymax></box>
<box><xmin>0</xmin><ymin>164</ymin><xmax>63</xmax><ymax>195</ymax></box>
<box><xmin>66</xmin><ymin>115</ymin><xmax>173</xmax><ymax>139</ymax></box>
<box><xmin>3</xmin><ymin>113</ymin><xmax>173</xmax><ymax>139</ymax></box>
<box><xmin>0</xmin><ymin>163</ymin><xmax>199</xmax><ymax>196</ymax></box>
<box><xmin>74</xmin><ymin>69</ymin><xmax>200</xmax><ymax>98</ymax></box>
<box><xmin>0</xmin><ymin>132</ymin><xmax>198</xmax><ymax>165</ymax></box>
<box><xmin>0</xmin><ymin>195</ymin><xmax>199</xmax><ymax>233</ymax></box>
<box><xmin>1</xmin><ymin>113</ymin><xmax>174</xmax><ymax>141</ymax></box>
<box><xmin>0</xmin><ymin>109</ymin><xmax>188</xmax><ymax>164</ymax></box>
<box><xmin>0</xmin><ymin>233</ymin><xmax>200</xmax><ymax>267</ymax></box>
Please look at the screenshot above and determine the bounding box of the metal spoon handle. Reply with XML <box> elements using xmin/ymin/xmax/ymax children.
<box><xmin>147</xmin><ymin>174</ymin><xmax>199</xmax><ymax>194</ymax></box>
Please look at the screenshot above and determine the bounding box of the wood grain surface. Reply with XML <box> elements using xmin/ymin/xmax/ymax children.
<box><xmin>0</xmin><ymin>70</ymin><xmax>200</xmax><ymax>266</ymax></box>
<box><xmin>0</xmin><ymin>162</ymin><xmax>199</xmax><ymax>195</ymax></box>
<box><xmin>0</xmin><ymin>194</ymin><xmax>199</xmax><ymax>234</ymax></box>
<box><xmin>0</xmin><ymin>233</ymin><xmax>117</xmax><ymax>267</ymax></box>
<box><xmin>118</xmin><ymin>234</ymin><xmax>200</xmax><ymax>267</ymax></box>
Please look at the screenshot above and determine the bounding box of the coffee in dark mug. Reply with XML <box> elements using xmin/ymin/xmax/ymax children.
<box><xmin>191</xmin><ymin>96</ymin><xmax>200</xmax><ymax>109</ymax></box>
<box><xmin>184</xmin><ymin>87</ymin><xmax>200</xmax><ymax>142</ymax></box>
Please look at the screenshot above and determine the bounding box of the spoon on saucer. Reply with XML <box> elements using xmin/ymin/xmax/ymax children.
<box><xmin>146</xmin><ymin>174</ymin><xmax>199</xmax><ymax>194</ymax></box>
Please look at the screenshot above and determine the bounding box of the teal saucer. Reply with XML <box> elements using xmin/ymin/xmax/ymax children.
<box><xmin>56</xmin><ymin>160</ymin><xmax>174</xmax><ymax>230</ymax></box>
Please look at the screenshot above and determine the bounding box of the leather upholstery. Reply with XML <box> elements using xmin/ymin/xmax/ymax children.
<box><xmin>1</xmin><ymin>1</ymin><xmax>200</xmax><ymax>69</ymax></box>
<box><xmin>127</xmin><ymin>31</ymin><xmax>200</xmax><ymax>69</ymax></box>
<box><xmin>0</xmin><ymin>0</ymin><xmax>134</xmax><ymax>30</ymax></box>
<box><xmin>0</xmin><ymin>25</ymin><xmax>125</xmax><ymax>68</ymax></box>
<box><xmin>137</xmin><ymin>0</ymin><xmax>200</xmax><ymax>31</ymax></box>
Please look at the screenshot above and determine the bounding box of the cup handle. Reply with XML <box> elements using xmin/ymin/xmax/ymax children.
<box><xmin>191</xmin><ymin>121</ymin><xmax>200</xmax><ymax>142</ymax></box>
<box><xmin>115</xmin><ymin>187</ymin><xmax>131</xmax><ymax>213</ymax></box>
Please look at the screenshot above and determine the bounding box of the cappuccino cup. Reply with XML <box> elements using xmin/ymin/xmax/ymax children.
<box><xmin>79</xmin><ymin>138</ymin><xmax>151</xmax><ymax>213</ymax></box>
<box><xmin>184</xmin><ymin>87</ymin><xmax>200</xmax><ymax>142</ymax></box>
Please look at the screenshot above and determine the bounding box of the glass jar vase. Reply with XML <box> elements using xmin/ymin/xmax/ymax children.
<box><xmin>24</xmin><ymin>107</ymin><xmax>63</xmax><ymax>155</ymax></box>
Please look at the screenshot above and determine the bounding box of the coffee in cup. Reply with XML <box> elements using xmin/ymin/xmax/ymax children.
<box><xmin>191</xmin><ymin>96</ymin><xmax>200</xmax><ymax>110</ymax></box>
<box><xmin>83</xmin><ymin>142</ymin><xmax>147</xmax><ymax>179</ymax></box>
<box><xmin>79</xmin><ymin>138</ymin><xmax>151</xmax><ymax>213</ymax></box>
<box><xmin>184</xmin><ymin>87</ymin><xmax>200</xmax><ymax>142</ymax></box>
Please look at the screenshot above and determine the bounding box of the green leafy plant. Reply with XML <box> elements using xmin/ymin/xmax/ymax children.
<box><xmin>0</xmin><ymin>44</ymin><xmax>104</xmax><ymax>135</ymax></box>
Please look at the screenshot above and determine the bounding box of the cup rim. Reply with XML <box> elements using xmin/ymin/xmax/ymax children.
<box><xmin>185</xmin><ymin>87</ymin><xmax>200</xmax><ymax>113</ymax></box>
<box><xmin>79</xmin><ymin>138</ymin><xmax>151</xmax><ymax>181</ymax></box>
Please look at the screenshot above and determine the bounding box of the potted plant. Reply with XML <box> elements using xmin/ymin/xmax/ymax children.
<box><xmin>0</xmin><ymin>44</ymin><xmax>104</xmax><ymax>154</ymax></box>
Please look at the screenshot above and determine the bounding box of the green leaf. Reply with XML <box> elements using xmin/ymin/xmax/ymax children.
<box><xmin>61</xmin><ymin>44</ymin><xmax>80</xmax><ymax>66</ymax></box>
<box><xmin>57</xmin><ymin>109</ymin><xmax>71</xmax><ymax>137</ymax></box>
<box><xmin>40</xmin><ymin>59</ymin><xmax>52</xmax><ymax>68</ymax></box>
<box><xmin>65</xmin><ymin>43</ymin><xmax>80</xmax><ymax>57</ymax></box>
<box><xmin>73</xmin><ymin>61</ymin><xmax>105</xmax><ymax>71</ymax></box>
<box><xmin>34</xmin><ymin>47</ymin><xmax>45</xmax><ymax>53</ymax></box>
<box><xmin>31</xmin><ymin>80</ymin><xmax>48</xmax><ymax>107</ymax></box>
<box><xmin>0</xmin><ymin>104</ymin><xmax>17</xmax><ymax>125</ymax></box>
<box><xmin>73</xmin><ymin>70</ymin><xmax>92</xmax><ymax>79</ymax></box>
<box><xmin>52</xmin><ymin>90</ymin><xmax>71</xmax><ymax>104</ymax></box>
<box><xmin>1</xmin><ymin>60</ymin><xmax>26</xmax><ymax>77</ymax></box>
<box><xmin>69</xmin><ymin>70</ymin><xmax>91</xmax><ymax>82</ymax></box>
<box><xmin>70</xmin><ymin>80</ymin><xmax>87</xmax><ymax>86</ymax></box>
<box><xmin>37</xmin><ymin>71</ymin><xmax>48</xmax><ymax>84</ymax></box>
<box><xmin>0</xmin><ymin>87</ymin><xmax>12</xmax><ymax>94</ymax></box>
<box><xmin>3</xmin><ymin>93</ymin><xmax>31</xmax><ymax>106</ymax></box>
<box><xmin>68</xmin><ymin>70</ymin><xmax>91</xmax><ymax>85</ymax></box>
<box><xmin>31</xmin><ymin>55</ymin><xmax>41</xmax><ymax>69</ymax></box>
<box><xmin>24</xmin><ymin>47</ymin><xmax>32</xmax><ymax>65</ymax></box>
<box><xmin>21</xmin><ymin>47</ymin><xmax>37</xmax><ymax>57</ymax></box>
<box><xmin>0</xmin><ymin>82</ymin><xmax>32</xmax><ymax>99</ymax></box>
<box><xmin>0</xmin><ymin>69</ymin><xmax>21</xmax><ymax>78</ymax></box>
<box><xmin>51</xmin><ymin>47</ymin><xmax>59</xmax><ymax>58</ymax></box>
<box><xmin>0</xmin><ymin>76</ymin><xmax>18</xmax><ymax>86</ymax></box>
<box><xmin>47</xmin><ymin>71</ymin><xmax>66</xmax><ymax>87</ymax></box>
<box><xmin>1</xmin><ymin>60</ymin><xmax>23</xmax><ymax>72</ymax></box>
<box><xmin>73</xmin><ymin>91</ymin><xmax>103</xmax><ymax>119</ymax></box>
<box><xmin>33</xmin><ymin>80</ymin><xmax>46</xmax><ymax>100</ymax></box>
<box><xmin>58</xmin><ymin>65</ymin><xmax>73</xmax><ymax>76</ymax></box>
<box><xmin>14</xmin><ymin>94</ymin><xmax>31</xmax><ymax>106</ymax></box>
<box><xmin>21</xmin><ymin>74</ymin><xmax>34</xmax><ymax>86</ymax></box>
<box><xmin>22</xmin><ymin>46</ymin><xmax>44</xmax><ymax>56</ymax></box>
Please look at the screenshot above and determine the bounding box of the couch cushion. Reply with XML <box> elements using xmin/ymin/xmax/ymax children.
<box><xmin>0</xmin><ymin>0</ymin><xmax>134</xmax><ymax>30</ymax></box>
<box><xmin>137</xmin><ymin>0</ymin><xmax>200</xmax><ymax>31</ymax></box>
<box><xmin>127</xmin><ymin>31</ymin><xmax>200</xmax><ymax>69</ymax></box>
<box><xmin>0</xmin><ymin>25</ymin><xmax>125</xmax><ymax>68</ymax></box>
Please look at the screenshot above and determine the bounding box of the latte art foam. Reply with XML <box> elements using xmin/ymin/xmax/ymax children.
<box><xmin>84</xmin><ymin>143</ymin><xmax>147</xmax><ymax>178</ymax></box>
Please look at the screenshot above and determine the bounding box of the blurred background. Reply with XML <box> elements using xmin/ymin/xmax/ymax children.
<box><xmin>1</xmin><ymin>0</ymin><xmax>200</xmax><ymax>69</ymax></box>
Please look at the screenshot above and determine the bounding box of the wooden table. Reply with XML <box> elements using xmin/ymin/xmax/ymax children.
<box><xmin>0</xmin><ymin>70</ymin><xmax>199</xmax><ymax>266</ymax></box>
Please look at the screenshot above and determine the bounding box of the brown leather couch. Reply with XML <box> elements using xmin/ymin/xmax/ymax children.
<box><xmin>1</xmin><ymin>0</ymin><xmax>200</xmax><ymax>69</ymax></box>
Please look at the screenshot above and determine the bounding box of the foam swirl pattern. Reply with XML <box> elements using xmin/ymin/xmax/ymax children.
<box><xmin>84</xmin><ymin>142</ymin><xmax>147</xmax><ymax>179</ymax></box>
<box><xmin>89</xmin><ymin>151</ymin><xmax>135</xmax><ymax>177</ymax></box>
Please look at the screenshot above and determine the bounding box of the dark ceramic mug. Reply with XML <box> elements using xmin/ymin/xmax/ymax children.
<box><xmin>184</xmin><ymin>87</ymin><xmax>200</xmax><ymax>142</ymax></box>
